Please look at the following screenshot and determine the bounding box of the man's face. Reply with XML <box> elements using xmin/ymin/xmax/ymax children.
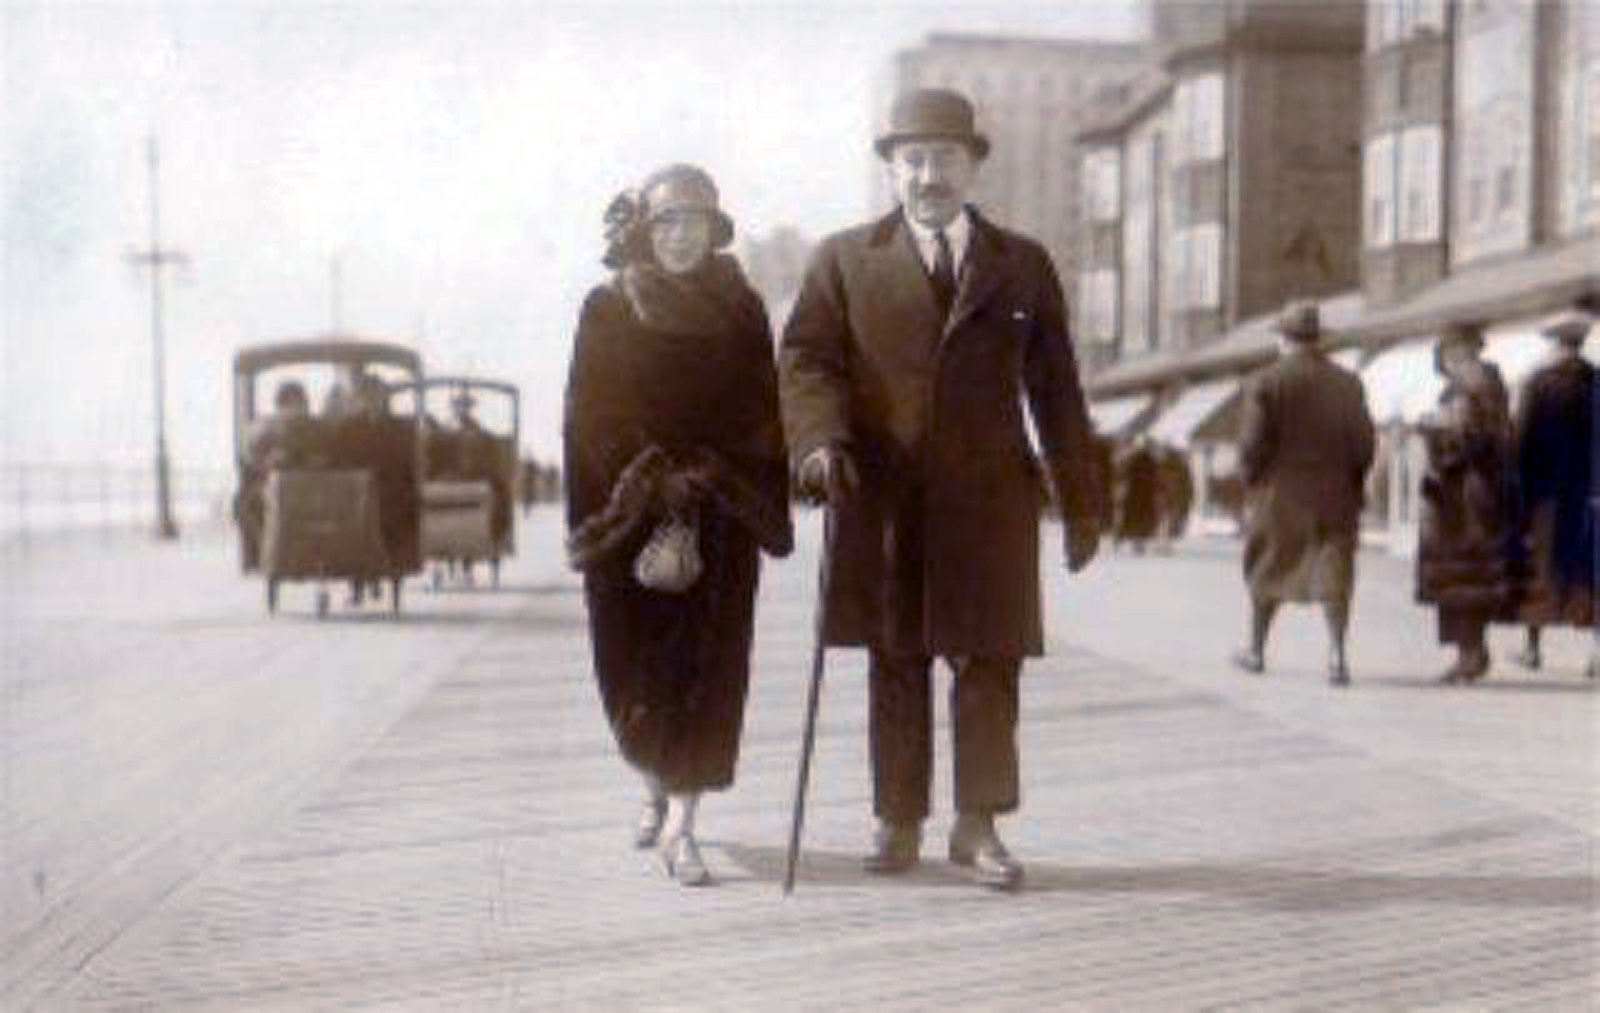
<box><xmin>887</xmin><ymin>139</ymin><xmax>978</xmax><ymax>229</ymax></box>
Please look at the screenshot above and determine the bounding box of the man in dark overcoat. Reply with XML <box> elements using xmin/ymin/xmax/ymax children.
<box><xmin>778</xmin><ymin>87</ymin><xmax>1104</xmax><ymax>891</ymax></box>
<box><xmin>1512</xmin><ymin>312</ymin><xmax>1597</xmax><ymax>677</ymax></box>
<box><xmin>1232</xmin><ymin>301</ymin><xmax>1375</xmax><ymax>685</ymax></box>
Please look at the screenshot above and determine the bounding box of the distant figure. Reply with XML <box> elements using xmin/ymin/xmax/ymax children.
<box><xmin>236</xmin><ymin>379</ymin><xmax>312</xmax><ymax>568</ymax></box>
<box><xmin>449</xmin><ymin>389</ymin><xmax>509</xmax><ymax>568</ymax></box>
<box><xmin>1414</xmin><ymin>322</ymin><xmax>1516</xmax><ymax>684</ymax></box>
<box><xmin>1113</xmin><ymin>436</ymin><xmax>1161</xmax><ymax>554</ymax></box>
<box><xmin>1232</xmin><ymin>301</ymin><xmax>1376</xmax><ymax>686</ymax></box>
<box><xmin>1511</xmin><ymin>313</ymin><xmax>1597</xmax><ymax>678</ymax></box>
<box><xmin>244</xmin><ymin>379</ymin><xmax>311</xmax><ymax>469</ymax></box>
<box><xmin>1154</xmin><ymin>442</ymin><xmax>1196</xmax><ymax>552</ymax></box>
<box><xmin>518</xmin><ymin>456</ymin><xmax>540</xmax><ymax>514</ymax></box>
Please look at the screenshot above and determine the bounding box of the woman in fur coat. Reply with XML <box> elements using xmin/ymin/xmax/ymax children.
<box><xmin>1415</xmin><ymin>323</ymin><xmax>1517</xmax><ymax>683</ymax></box>
<box><xmin>563</xmin><ymin>164</ymin><xmax>792</xmax><ymax>886</ymax></box>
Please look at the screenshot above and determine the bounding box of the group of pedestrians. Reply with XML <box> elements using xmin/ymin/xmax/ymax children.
<box><xmin>559</xmin><ymin>84</ymin><xmax>1595</xmax><ymax>894</ymax></box>
<box><xmin>1413</xmin><ymin>315</ymin><xmax>1596</xmax><ymax>684</ymax></box>
<box><xmin>1226</xmin><ymin>301</ymin><xmax>1596</xmax><ymax>687</ymax></box>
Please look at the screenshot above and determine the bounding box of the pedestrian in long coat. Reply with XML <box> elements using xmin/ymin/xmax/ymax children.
<box><xmin>1232</xmin><ymin>301</ymin><xmax>1376</xmax><ymax>684</ymax></box>
<box><xmin>1414</xmin><ymin>322</ymin><xmax>1517</xmax><ymax>684</ymax></box>
<box><xmin>1511</xmin><ymin>313</ymin><xmax>1597</xmax><ymax>675</ymax></box>
<box><xmin>563</xmin><ymin>164</ymin><xmax>793</xmax><ymax>886</ymax></box>
<box><xmin>1114</xmin><ymin>436</ymin><xmax>1162</xmax><ymax>552</ymax></box>
<box><xmin>1154</xmin><ymin>442</ymin><xmax>1196</xmax><ymax>550</ymax></box>
<box><xmin>779</xmin><ymin>87</ymin><xmax>1105</xmax><ymax>891</ymax></box>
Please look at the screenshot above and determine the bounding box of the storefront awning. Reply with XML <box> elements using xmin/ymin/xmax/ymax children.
<box><xmin>1346</xmin><ymin>237</ymin><xmax>1599</xmax><ymax>343</ymax></box>
<box><xmin>1088</xmin><ymin>394</ymin><xmax>1154</xmax><ymax>439</ymax></box>
<box><xmin>1089</xmin><ymin>292</ymin><xmax>1365</xmax><ymax>397</ymax></box>
<box><xmin>1147</xmin><ymin>378</ymin><xmax>1240</xmax><ymax>446</ymax></box>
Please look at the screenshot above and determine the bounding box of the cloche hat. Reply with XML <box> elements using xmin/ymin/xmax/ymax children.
<box><xmin>638</xmin><ymin>163</ymin><xmax>734</xmax><ymax>249</ymax></box>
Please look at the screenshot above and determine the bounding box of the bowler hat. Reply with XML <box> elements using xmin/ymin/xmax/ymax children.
<box><xmin>638</xmin><ymin>163</ymin><xmax>734</xmax><ymax>249</ymax></box>
<box><xmin>1541</xmin><ymin>312</ymin><xmax>1591</xmax><ymax>346</ymax></box>
<box><xmin>1274</xmin><ymin>300</ymin><xmax>1324</xmax><ymax>343</ymax></box>
<box><xmin>874</xmin><ymin>88</ymin><xmax>990</xmax><ymax>161</ymax></box>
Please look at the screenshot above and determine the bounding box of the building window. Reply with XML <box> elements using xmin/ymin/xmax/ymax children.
<box><xmin>1168</xmin><ymin>224</ymin><xmax>1221</xmax><ymax>310</ymax></box>
<box><xmin>1173</xmin><ymin>73</ymin><xmax>1224</xmax><ymax>166</ymax></box>
<box><xmin>1364</xmin><ymin>132</ymin><xmax>1397</xmax><ymax>249</ymax></box>
<box><xmin>1398</xmin><ymin>124</ymin><xmax>1442</xmax><ymax>242</ymax></box>
<box><xmin>1082</xmin><ymin>148</ymin><xmax>1121</xmax><ymax>223</ymax></box>
<box><xmin>1078</xmin><ymin>269</ymin><xmax>1119</xmax><ymax>345</ymax></box>
<box><xmin>1585</xmin><ymin>66</ymin><xmax>1600</xmax><ymax>198</ymax></box>
<box><xmin>1468</xmin><ymin>176</ymin><xmax>1487</xmax><ymax>224</ymax></box>
<box><xmin>1496</xmin><ymin>165</ymin><xmax>1516</xmax><ymax>211</ymax></box>
<box><xmin>1369</xmin><ymin>0</ymin><xmax>1446</xmax><ymax>50</ymax></box>
<box><xmin>1452</xmin><ymin>2</ymin><xmax>1536</xmax><ymax>264</ymax></box>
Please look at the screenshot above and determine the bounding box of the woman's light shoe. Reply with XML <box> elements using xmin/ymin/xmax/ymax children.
<box><xmin>634</xmin><ymin>798</ymin><xmax>667</xmax><ymax>849</ymax></box>
<box><xmin>658</xmin><ymin>835</ymin><xmax>712</xmax><ymax>887</ymax></box>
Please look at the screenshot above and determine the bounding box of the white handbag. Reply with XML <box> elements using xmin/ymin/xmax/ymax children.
<box><xmin>633</xmin><ymin>512</ymin><xmax>703</xmax><ymax>593</ymax></box>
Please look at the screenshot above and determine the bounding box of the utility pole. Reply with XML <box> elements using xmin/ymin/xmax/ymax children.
<box><xmin>126</xmin><ymin>135</ymin><xmax>187</xmax><ymax>541</ymax></box>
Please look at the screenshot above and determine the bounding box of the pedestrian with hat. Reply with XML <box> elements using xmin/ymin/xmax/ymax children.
<box><xmin>563</xmin><ymin>163</ymin><xmax>794</xmax><ymax>886</ymax></box>
<box><xmin>778</xmin><ymin>87</ymin><xmax>1106</xmax><ymax>891</ymax></box>
<box><xmin>1509</xmin><ymin>311</ymin><xmax>1597</xmax><ymax>678</ymax></box>
<box><xmin>1414</xmin><ymin>320</ymin><xmax>1517</xmax><ymax>684</ymax></box>
<box><xmin>1231</xmin><ymin>300</ymin><xmax>1376</xmax><ymax>685</ymax></box>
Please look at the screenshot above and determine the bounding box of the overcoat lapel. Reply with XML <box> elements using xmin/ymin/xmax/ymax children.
<box><xmin>862</xmin><ymin>212</ymin><xmax>943</xmax><ymax>340</ymax></box>
<box><xmin>944</xmin><ymin>215</ymin><xmax>1010</xmax><ymax>337</ymax></box>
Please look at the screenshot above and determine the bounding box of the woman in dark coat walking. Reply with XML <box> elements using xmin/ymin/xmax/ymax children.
<box><xmin>563</xmin><ymin>164</ymin><xmax>793</xmax><ymax>886</ymax></box>
<box><xmin>1512</xmin><ymin>313</ymin><xmax>1597</xmax><ymax>677</ymax></box>
<box><xmin>1415</xmin><ymin>323</ymin><xmax>1516</xmax><ymax>683</ymax></box>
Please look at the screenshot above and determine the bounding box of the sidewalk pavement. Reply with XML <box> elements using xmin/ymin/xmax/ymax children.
<box><xmin>57</xmin><ymin>511</ymin><xmax>1600</xmax><ymax>1010</ymax></box>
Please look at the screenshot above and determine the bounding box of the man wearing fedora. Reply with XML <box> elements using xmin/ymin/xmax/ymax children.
<box><xmin>778</xmin><ymin>87</ymin><xmax>1105</xmax><ymax>890</ymax></box>
<box><xmin>1232</xmin><ymin>300</ymin><xmax>1375</xmax><ymax>685</ymax></box>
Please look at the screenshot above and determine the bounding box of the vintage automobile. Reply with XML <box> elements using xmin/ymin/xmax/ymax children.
<box><xmin>232</xmin><ymin>336</ymin><xmax>426</xmax><ymax>617</ymax></box>
<box><xmin>393</xmin><ymin>376</ymin><xmax>520</xmax><ymax>588</ymax></box>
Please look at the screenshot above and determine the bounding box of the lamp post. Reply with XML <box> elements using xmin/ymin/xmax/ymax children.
<box><xmin>126</xmin><ymin>135</ymin><xmax>187</xmax><ymax>541</ymax></box>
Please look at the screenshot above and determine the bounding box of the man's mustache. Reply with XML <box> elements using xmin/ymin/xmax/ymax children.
<box><xmin>914</xmin><ymin>185</ymin><xmax>954</xmax><ymax>201</ymax></box>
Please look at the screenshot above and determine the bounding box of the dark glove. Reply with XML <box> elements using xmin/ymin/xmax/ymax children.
<box><xmin>659</xmin><ymin>465</ymin><xmax>713</xmax><ymax>513</ymax></box>
<box><xmin>796</xmin><ymin>448</ymin><xmax>858</xmax><ymax>506</ymax></box>
<box><xmin>1065</xmin><ymin>521</ymin><xmax>1101</xmax><ymax>573</ymax></box>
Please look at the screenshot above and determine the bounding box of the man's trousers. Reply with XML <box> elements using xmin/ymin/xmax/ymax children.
<box><xmin>868</xmin><ymin>650</ymin><xmax>1020</xmax><ymax>825</ymax></box>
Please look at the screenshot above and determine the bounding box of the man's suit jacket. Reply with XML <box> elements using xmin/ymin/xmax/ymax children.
<box><xmin>780</xmin><ymin>208</ymin><xmax>1103</xmax><ymax>657</ymax></box>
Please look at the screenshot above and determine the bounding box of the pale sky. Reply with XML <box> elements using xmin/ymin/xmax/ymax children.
<box><xmin>2</xmin><ymin>0</ymin><xmax>1140</xmax><ymax>470</ymax></box>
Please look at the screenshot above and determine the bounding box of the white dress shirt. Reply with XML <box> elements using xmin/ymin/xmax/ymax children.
<box><xmin>903</xmin><ymin>208</ymin><xmax>972</xmax><ymax>279</ymax></box>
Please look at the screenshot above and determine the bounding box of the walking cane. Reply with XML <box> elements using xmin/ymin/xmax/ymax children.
<box><xmin>783</xmin><ymin>500</ymin><xmax>835</xmax><ymax>895</ymax></box>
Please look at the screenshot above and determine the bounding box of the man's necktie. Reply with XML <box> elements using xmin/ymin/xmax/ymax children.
<box><xmin>931</xmin><ymin>229</ymin><xmax>957</xmax><ymax>317</ymax></box>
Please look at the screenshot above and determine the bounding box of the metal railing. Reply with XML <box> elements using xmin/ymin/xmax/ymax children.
<box><xmin>0</xmin><ymin>462</ymin><xmax>234</xmax><ymax>544</ymax></box>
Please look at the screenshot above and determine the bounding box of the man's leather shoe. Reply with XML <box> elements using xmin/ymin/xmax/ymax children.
<box><xmin>949</xmin><ymin>814</ymin><xmax>1023</xmax><ymax>892</ymax></box>
<box><xmin>862</xmin><ymin>822</ymin><xmax>920</xmax><ymax>874</ymax></box>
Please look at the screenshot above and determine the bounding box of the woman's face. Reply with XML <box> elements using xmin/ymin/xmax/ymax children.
<box><xmin>649</xmin><ymin>209</ymin><xmax>714</xmax><ymax>275</ymax></box>
<box><xmin>1439</xmin><ymin>342</ymin><xmax>1476</xmax><ymax>381</ymax></box>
